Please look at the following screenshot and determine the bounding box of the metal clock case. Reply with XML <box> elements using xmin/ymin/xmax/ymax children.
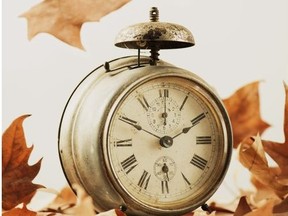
<box><xmin>58</xmin><ymin>7</ymin><xmax>233</xmax><ymax>216</ymax></box>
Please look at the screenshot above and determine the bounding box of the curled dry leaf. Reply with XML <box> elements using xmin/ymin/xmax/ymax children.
<box><xmin>238</xmin><ymin>134</ymin><xmax>288</xmax><ymax>198</ymax></box>
<box><xmin>262</xmin><ymin>82</ymin><xmax>288</xmax><ymax>179</ymax></box>
<box><xmin>2</xmin><ymin>115</ymin><xmax>44</xmax><ymax>210</ymax></box>
<box><xmin>21</xmin><ymin>0</ymin><xmax>131</xmax><ymax>49</ymax></box>
<box><xmin>223</xmin><ymin>81</ymin><xmax>270</xmax><ymax>148</ymax></box>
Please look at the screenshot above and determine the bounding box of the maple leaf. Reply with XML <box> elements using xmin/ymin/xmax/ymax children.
<box><xmin>20</xmin><ymin>0</ymin><xmax>131</xmax><ymax>49</ymax></box>
<box><xmin>223</xmin><ymin>81</ymin><xmax>270</xmax><ymax>148</ymax></box>
<box><xmin>262</xmin><ymin>82</ymin><xmax>288</xmax><ymax>178</ymax></box>
<box><xmin>2</xmin><ymin>115</ymin><xmax>44</xmax><ymax>210</ymax></box>
<box><xmin>238</xmin><ymin>134</ymin><xmax>288</xmax><ymax>198</ymax></box>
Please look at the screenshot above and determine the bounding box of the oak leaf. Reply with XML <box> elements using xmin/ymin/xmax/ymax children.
<box><xmin>223</xmin><ymin>81</ymin><xmax>270</xmax><ymax>148</ymax></box>
<box><xmin>2</xmin><ymin>115</ymin><xmax>44</xmax><ymax>210</ymax></box>
<box><xmin>262</xmin><ymin>82</ymin><xmax>288</xmax><ymax>178</ymax></box>
<box><xmin>21</xmin><ymin>0</ymin><xmax>131</xmax><ymax>49</ymax></box>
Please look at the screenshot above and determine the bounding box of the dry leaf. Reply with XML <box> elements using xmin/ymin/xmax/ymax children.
<box><xmin>262</xmin><ymin>82</ymin><xmax>288</xmax><ymax>178</ymax></box>
<box><xmin>273</xmin><ymin>197</ymin><xmax>288</xmax><ymax>214</ymax></box>
<box><xmin>40</xmin><ymin>185</ymin><xmax>77</xmax><ymax>213</ymax></box>
<box><xmin>248</xmin><ymin>174</ymin><xmax>282</xmax><ymax>208</ymax></box>
<box><xmin>21</xmin><ymin>0</ymin><xmax>131</xmax><ymax>49</ymax></box>
<box><xmin>223</xmin><ymin>81</ymin><xmax>270</xmax><ymax>148</ymax></box>
<box><xmin>2</xmin><ymin>115</ymin><xmax>44</xmax><ymax>210</ymax></box>
<box><xmin>40</xmin><ymin>184</ymin><xmax>127</xmax><ymax>216</ymax></box>
<box><xmin>61</xmin><ymin>184</ymin><xmax>95</xmax><ymax>215</ymax></box>
<box><xmin>238</xmin><ymin>134</ymin><xmax>288</xmax><ymax>198</ymax></box>
<box><xmin>234</xmin><ymin>196</ymin><xmax>252</xmax><ymax>216</ymax></box>
<box><xmin>244</xmin><ymin>200</ymin><xmax>274</xmax><ymax>216</ymax></box>
<box><xmin>2</xmin><ymin>204</ymin><xmax>37</xmax><ymax>216</ymax></box>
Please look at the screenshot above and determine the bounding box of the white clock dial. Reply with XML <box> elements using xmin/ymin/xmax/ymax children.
<box><xmin>106</xmin><ymin>76</ymin><xmax>225</xmax><ymax>210</ymax></box>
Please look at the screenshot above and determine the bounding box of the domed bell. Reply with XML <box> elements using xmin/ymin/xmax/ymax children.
<box><xmin>115</xmin><ymin>7</ymin><xmax>195</xmax><ymax>50</ymax></box>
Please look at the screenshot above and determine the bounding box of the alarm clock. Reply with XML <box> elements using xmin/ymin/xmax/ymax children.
<box><xmin>58</xmin><ymin>7</ymin><xmax>232</xmax><ymax>216</ymax></box>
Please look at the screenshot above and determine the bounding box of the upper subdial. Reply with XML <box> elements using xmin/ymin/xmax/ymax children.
<box><xmin>147</xmin><ymin>97</ymin><xmax>181</xmax><ymax>134</ymax></box>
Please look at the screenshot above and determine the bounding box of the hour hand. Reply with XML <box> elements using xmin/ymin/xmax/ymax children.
<box><xmin>119</xmin><ymin>115</ymin><xmax>160</xmax><ymax>139</ymax></box>
<box><xmin>119</xmin><ymin>115</ymin><xmax>142</xmax><ymax>130</ymax></box>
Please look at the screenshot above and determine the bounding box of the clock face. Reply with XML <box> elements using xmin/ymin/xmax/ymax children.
<box><xmin>105</xmin><ymin>75</ymin><xmax>228</xmax><ymax>211</ymax></box>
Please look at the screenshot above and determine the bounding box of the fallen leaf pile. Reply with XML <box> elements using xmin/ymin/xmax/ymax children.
<box><xmin>21</xmin><ymin>0</ymin><xmax>131</xmax><ymax>49</ymax></box>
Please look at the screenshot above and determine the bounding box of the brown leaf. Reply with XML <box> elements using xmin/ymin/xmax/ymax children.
<box><xmin>238</xmin><ymin>134</ymin><xmax>288</xmax><ymax>198</ymax></box>
<box><xmin>21</xmin><ymin>0</ymin><xmax>131</xmax><ymax>49</ymax></box>
<box><xmin>234</xmin><ymin>196</ymin><xmax>252</xmax><ymax>216</ymax></box>
<box><xmin>2</xmin><ymin>204</ymin><xmax>37</xmax><ymax>216</ymax></box>
<box><xmin>223</xmin><ymin>81</ymin><xmax>270</xmax><ymax>148</ymax></box>
<box><xmin>244</xmin><ymin>200</ymin><xmax>274</xmax><ymax>216</ymax></box>
<box><xmin>273</xmin><ymin>197</ymin><xmax>288</xmax><ymax>213</ymax></box>
<box><xmin>40</xmin><ymin>184</ymin><xmax>128</xmax><ymax>215</ymax></box>
<box><xmin>249</xmin><ymin>174</ymin><xmax>282</xmax><ymax>206</ymax></box>
<box><xmin>40</xmin><ymin>185</ymin><xmax>77</xmax><ymax>213</ymax></box>
<box><xmin>262</xmin><ymin>82</ymin><xmax>288</xmax><ymax>178</ymax></box>
<box><xmin>2</xmin><ymin>115</ymin><xmax>44</xmax><ymax>210</ymax></box>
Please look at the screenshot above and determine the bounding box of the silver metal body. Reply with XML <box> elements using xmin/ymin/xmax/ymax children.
<box><xmin>58</xmin><ymin>56</ymin><xmax>232</xmax><ymax>216</ymax></box>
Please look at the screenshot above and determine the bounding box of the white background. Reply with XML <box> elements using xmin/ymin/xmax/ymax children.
<box><xmin>3</xmin><ymin>0</ymin><xmax>288</xmax><ymax>210</ymax></box>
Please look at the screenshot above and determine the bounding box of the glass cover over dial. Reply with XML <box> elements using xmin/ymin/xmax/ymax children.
<box><xmin>106</xmin><ymin>76</ymin><xmax>227</xmax><ymax>210</ymax></box>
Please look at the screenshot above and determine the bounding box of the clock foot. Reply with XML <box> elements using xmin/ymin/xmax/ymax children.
<box><xmin>201</xmin><ymin>203</ymin><xmax>212</xmax><ymax>213</ymax></box>
<box><xmin>119</xmin><ymin>204</ymin><xmax>127</xmax><ymax>212</ymax></box>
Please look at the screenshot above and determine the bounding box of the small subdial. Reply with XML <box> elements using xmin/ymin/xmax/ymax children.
<box><xmin>147</xmin><ymin>97</ymin><xmax>181</xmax><ymax>134</ymax></box>
<box><xmin>154</xmin><ymin>156</ymin><xmax>177</xmax><ymax>181</ymax></box>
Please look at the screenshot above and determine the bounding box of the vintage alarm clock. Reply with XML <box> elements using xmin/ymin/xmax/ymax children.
<box><xmin>58</xmin><ymin>7</ymin><xmax>232</xmax><ymax>216</ymax></box>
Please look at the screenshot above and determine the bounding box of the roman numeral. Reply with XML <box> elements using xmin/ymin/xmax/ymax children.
<box><xmin>121</xmin><ymin>154</ymin><xmax>138</xmax><ymax>174</ymax></box>
<box><xmin>137</xmin><ymin>95</ymin><xmax>150</xmax><ymax>111</ymax></box>
<box><xmin>181</xmin><ymin>172</ymin><xmax>191</xmax><ymax>186</ymax></box>
<box><xmin>179</xmin><ymin>95</ymin><xmax>188</xmax><ymax>111</ymax></box>
<box><xmin>119</xmin><ymin>115</ymin><xmax>137</xmax><ymax>124</ymax></box>
<box><xmin>190</xmin><ymin>154</ymin><xmax>207</xmax><ymax>170</ymax></box>
<box><xmin>159</xmin><ymin>89</ymin><xmax>169</xmax><ymax>98</ymax></box>
<box><xmin>191</xmin><ymin>113</ymin><xmax>206</xmax><ymax>126</ymax></box>
<box><xmin>115</xmin><ymin>139</ymin><xmax>132</xmax><ymax>147</ymax></box>
<box><xmin>196</xmin><ymin>136</ymin><xmax>212</xmax><ymax>145</ymax></box>
<box><xmin>161</xmin><ymin>181</ymin><xmax>169</xmax><ymax>194</ymax></box>
<box><xmin>138</xmin><ymin>170</ymin><xmax>151</xmax><ymax>190</ymax></box>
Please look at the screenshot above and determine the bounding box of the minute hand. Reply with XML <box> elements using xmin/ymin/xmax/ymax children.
<box><xmin>172</xmin><ymin>113</ymin><xmax>206</xmax><ymax>139</ymax></box>
<box><xmin>119</xmin><ymin>116</ymin><xmax>160</xmax><ymax>139</ymax></box>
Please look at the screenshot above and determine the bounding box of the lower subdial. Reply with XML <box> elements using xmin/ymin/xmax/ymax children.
<box><xmin>153</xmin><ymin>156</ymin><xmax>177</xmax><ymax>182</ymax></box>
<box><xmin>147</xmin><ymin>97</ymin><xmax>181</xmax><ymax>134</ymax></box>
